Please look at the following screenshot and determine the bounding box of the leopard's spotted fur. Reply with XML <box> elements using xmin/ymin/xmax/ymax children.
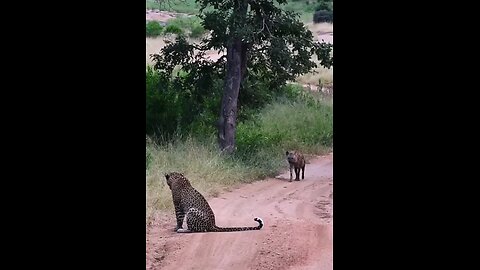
<box><xmin>165</xmin><ymin>172</ymin><xmax>264</xmax><ymax>233</ymax></box>
<box><xmin>286</xmin><ymin>150</ymin><xmax>306</xmax><ymax>182</ymax></box>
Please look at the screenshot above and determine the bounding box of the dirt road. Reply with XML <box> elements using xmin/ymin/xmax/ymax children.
<box><xmin>146</xmin><ymin>153</ymin><xmax>333</xmax><ymax>270</ymax></box>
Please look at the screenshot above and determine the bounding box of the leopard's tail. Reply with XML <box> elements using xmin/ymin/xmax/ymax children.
<box><xmin>212</xmin><ymin>217</ymin><xmax>264</xmax><ymax>232</ymax></box>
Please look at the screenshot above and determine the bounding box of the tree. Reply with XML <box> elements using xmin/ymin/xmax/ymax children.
<box><xmin>151</xmin><ymin>0</ymin><xmax>333</xmax><ymax>153</ymax></box>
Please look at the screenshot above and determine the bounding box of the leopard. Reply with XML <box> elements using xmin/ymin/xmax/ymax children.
<box><xmin>286</xmin><ymin>150</ymin><xmax>306</xmax><ymax>182</ymax></box>
<box><xmin>164</xmin><ymin>172</ymin><xmax>264</xmax><ymax>233</ymax></box>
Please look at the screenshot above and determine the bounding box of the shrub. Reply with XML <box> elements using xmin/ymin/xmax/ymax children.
<box><xmin>189</xmin><ymin>23</ymin><xmax>206</xmax><ymax>38</ymax></box>
<box><xmin>164</xmin><ymin>24</ymin><xmax>184</xmax><ymax>35</ymax></box>
<box><xmin>146</xmin><ymin>21</ymin><xmax>164</xmax><ymax>37</ymax></box>
<box><xmin>313</xmin><ymin>10</ymin><xmax>333</xmax><ymax>23</ymax></box>
<box><xmin>145</xmin><ymin>66</ymin><xmax>188</xmax><ymax>137</ymax></box>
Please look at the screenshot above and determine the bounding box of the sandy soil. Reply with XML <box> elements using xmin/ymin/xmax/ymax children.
<box><xmin>146</xmin><ymin>10</ymin><xmax>181</xmax><ymax>22</ymax></box>
<box><xmin>317</xmin><ymin>33</ymin><xmax>333</xmax><ymax>44</ymax></box>
<box><xmin>146</xmin><ymin>153</ymin><xmax>333</xmax><ymax>270</ymax></box>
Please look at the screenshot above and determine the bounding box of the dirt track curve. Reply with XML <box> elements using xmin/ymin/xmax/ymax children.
<box><xmin>146</xmin><ymin>153</ymin><xmax>333</xmax><ymax>270</ymax></box>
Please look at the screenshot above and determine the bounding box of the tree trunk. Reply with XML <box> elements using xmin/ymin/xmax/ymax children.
<box><xmin>218</xmin><ymin>1</ymin><xmax>248</xmax><ymax>154</ymax></box>
<box><xmin>218</xmin><ymin>39</ymin><xmax>243</xmax><ymax>153</ymax></box>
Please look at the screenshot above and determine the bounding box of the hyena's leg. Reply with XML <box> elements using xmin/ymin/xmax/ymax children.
<box><xmin>295</xmin><ymin>167</ymin><xmax>300</xmax><ymax>181</ymax></box>
<box><xmin>302</xmin><ymin>165</ymin><xmax>305</xmax><ymax>179</ymax></box>
<box><xmin>289</xmin><ymin>164</ymin><xmax>293</xmax><ymax>182</ymax></box>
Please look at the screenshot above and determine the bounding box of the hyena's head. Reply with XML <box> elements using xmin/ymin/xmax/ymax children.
<box><xmin>286</xmin><ymin>151</ymin><xmax>298</xmax><ymax>163</ymax></box>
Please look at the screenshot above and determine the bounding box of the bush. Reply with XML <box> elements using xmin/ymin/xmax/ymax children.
<box><xmin>146</xmin><ymin>65</ymin><xmax>224</xmax><ymax>139</ymax></box>
<box><xmin>146</xmin><ymin>21</ymin><xmax>164</xmax><ymax>37</ymax></box>
<box><xmin>164</xmin><ymin>24</ymin><xmax>184</xmax><ymax>35</ymax></box>
<box><xmin>146</xmin><ymin>66</ymin><xmax>189</xmax><ymax>137</ymax></box>
<box><xmin>313</xmin><ymin>10</ymin><xmax>333</xmax><ymax>23</ymax></box>
<box><xmin>189</xmin><ymin>23</ymin><xmax>206</xmax><ymax>38</ymax></box>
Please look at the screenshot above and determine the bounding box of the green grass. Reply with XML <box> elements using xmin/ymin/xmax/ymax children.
<box><xmin>146</xmin><ymin>91</ymin><xmax>333</xmax><ymax>220</ymax></box>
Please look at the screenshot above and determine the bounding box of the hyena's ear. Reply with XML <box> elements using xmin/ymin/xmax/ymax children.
<box><xmin>165</xmin><ymin>173</ymin><xmax>170</xmax><ymax>181</ymax></box>
<box><xmin>286</xmin><ymin>151</ymin><xmax>289</xmax><ymax>156</ymax></box>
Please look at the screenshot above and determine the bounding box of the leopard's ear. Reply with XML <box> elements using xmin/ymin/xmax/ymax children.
<box><xmin>286</xmin><ymin>151</ymin><xmax>289</xmax><ymax>156</ymax></box>
<box><xmin>165</xmin><ymin>173</ymin><xmax>170</xmax><ymax>181</ymax></box>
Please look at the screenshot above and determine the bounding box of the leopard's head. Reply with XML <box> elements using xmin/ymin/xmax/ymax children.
<box><xmin>165</xmin><ymin>172</ymin><xmax>190</xmax><ymax>190</ymax></box>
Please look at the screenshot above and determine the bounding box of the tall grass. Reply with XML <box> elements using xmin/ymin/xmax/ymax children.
<box><xmin>236</xmin><ymin>98</ymin><xmax>333</xmax><ymax>160</ymax></box>
<box><xmin>146</xmin><ymin>137</ymin><xmax>261</xmax><ymax>219</ymax></box>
